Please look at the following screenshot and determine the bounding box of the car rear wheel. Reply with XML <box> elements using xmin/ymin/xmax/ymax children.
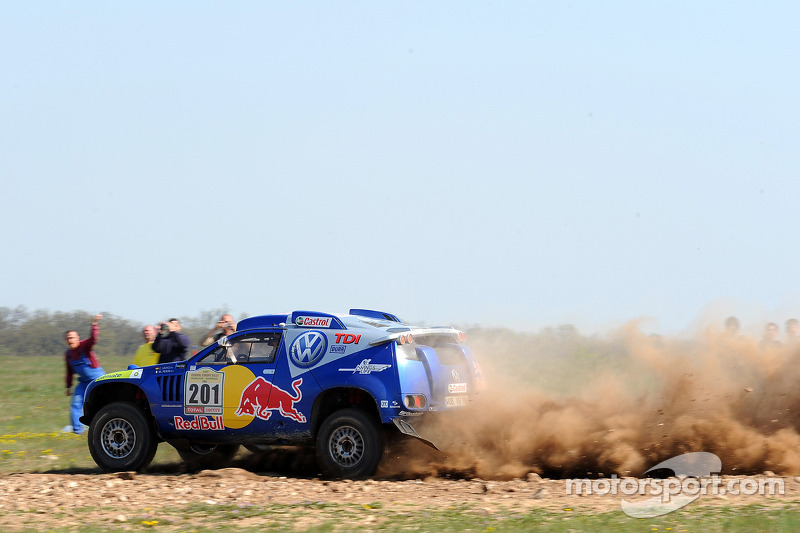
<box><xmin>316</xmin><ymin>408</ymin><xmax>383</xmax><ymax>479</ymax></box>
<box><xmin>88</xmin><ymin>402</ymin><xmax>158</xmax><ymax>472</ymax></box>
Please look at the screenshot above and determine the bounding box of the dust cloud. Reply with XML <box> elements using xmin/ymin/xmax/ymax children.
<box><xmin>382</xmin><ymin>323</ymin><xmax>800</xmax><ymax>480</ymax></box>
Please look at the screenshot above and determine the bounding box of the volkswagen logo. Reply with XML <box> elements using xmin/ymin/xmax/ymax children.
<box><xmin>289</xmin><ymin>331</ymin><xmax>328</xmax><ymax>367</ymax></box>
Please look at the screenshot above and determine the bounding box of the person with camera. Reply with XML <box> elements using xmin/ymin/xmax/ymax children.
<box><xmin>200</xmin><ymin>313</ymin><xmax>237</xmax><ymax>346</ymax></box>
<box><xmin>152</xmin><ymin>318</ymin><xmax>191</xmax><ymax>364</ymax></box>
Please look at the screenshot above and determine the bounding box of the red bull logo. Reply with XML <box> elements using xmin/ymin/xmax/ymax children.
<box><xmin>235</xmin><ymin>377</ymin><xmax>306</xmax><ymax>423</ymax></box>
<box><xmin>174</xmin><ymin>416</ymin><xmax>225</xmax><ymax>431</ymax></box>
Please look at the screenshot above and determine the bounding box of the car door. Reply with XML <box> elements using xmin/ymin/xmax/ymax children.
<box><xmin>180</xmin><ymin>330</ymin><xmax>284</xmax><ymax>438</ymax></box>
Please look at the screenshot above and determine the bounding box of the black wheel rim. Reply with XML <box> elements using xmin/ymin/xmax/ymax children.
<box><xmin>100</xmin><ymin>417</ymin><xmax>136</xmax><ymax>459</ymax></box>
<box><xmin>328</xmin><ymin>425</ymin><xmax>365</xmax><ymax>467</ymax></box>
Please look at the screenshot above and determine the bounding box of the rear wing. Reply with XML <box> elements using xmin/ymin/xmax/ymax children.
<box><xmin>349</xmin><ymin>308</ymin><xmax>403</xmax><ymax>323</ymax></box>
<box><xmin>369</xmin><ymin>326</ymin><xmax>465</xmax><ymax>346</ymax></box>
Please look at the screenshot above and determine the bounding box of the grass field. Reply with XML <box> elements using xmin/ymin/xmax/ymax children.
<box><xmin>2</xmin><ymin>355</ymin><xmax>800</xmax><ymax>532</ymax></box>
<box><xmin>0</xmin><ymin>354</ymin><xmax>181</xmax><ymax>473</ymax></box>
<box><xmin>5</xmin><ymin>500</ymin><xmax>800</xmax><ymax>532</ymax></box>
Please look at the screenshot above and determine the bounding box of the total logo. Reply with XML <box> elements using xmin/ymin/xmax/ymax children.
<box><xmin>290</xmin><ymin>331</ymin><xmax>328</xmax><ymax>367</ymax></box>
<box><xmin>295</xmin><ymin>316</ymin><xmax>332</xmax><ymax>328</ymax></box>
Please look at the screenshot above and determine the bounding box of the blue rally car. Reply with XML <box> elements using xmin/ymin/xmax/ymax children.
<box><xmin>81</xmin><ymin>309</ymin><xmax>482</xmax><ymax>478</ymax></box>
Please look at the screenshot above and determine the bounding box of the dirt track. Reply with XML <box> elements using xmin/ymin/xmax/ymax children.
<box><xmin>2</xmin><ymin>468</ymin><xmax>798</xmax><ymax>531</ymax></box>
<box><xmin>8</xmin><ymin>328</ymin><xmax>800</xmax><ymax>530</ymax></box>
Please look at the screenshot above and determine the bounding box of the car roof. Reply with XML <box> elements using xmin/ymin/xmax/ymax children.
<box><xmin>236</xmin><ymin>309</ymin><xmax>403</xmax><ymax>332</ymax></box>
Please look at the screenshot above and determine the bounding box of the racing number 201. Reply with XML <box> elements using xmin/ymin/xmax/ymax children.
<box><xmin>183</xmin><ymin>368</ymin><xmax>224</xmax><ymax>414</ymax></box>
<box><xmin>188</xmin><ymin>383</ymin><xmax>220</xmax><ymax>405</ymax></box>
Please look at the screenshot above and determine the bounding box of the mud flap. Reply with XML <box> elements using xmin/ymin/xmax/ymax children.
<box><xmin>392</xmin><ymin>418</ymin><xmax>440</xmax><ymax>450</ymax></box>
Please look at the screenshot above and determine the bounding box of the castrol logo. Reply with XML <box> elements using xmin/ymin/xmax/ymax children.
<box><xmin>294</xmin><ymin>316</ymin><xmax>332</xmax><ymax>328</ymax></box>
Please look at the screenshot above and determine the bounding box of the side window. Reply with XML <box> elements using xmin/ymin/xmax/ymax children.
<box><xmin>229</xmin><ymin>340</ymin><xmax>252</xmax><ymax>363</ymax></box>
<box><xmin>239</xmin><ymin>332</ymin><xmax>281</xmax><ymax>364</ymax></box>
<box><xmin>196</xmin><ymin>332</ymin><xmax>282</xmax><ymax>365</ymax></box>
<box><xmin>248</xmin><ymin>334</ymin><xmax>280</xmax><ymax>363</ymax></box>
<box><xmin>197</xmin><ymin>345</ymin><xmax>228</xmax><ymax>365</ymax></box>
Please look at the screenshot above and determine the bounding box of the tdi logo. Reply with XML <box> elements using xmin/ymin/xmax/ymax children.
<box><xmin>334</xmin><ymin>333</ymin><xmax>361</xmax><ymax>344</ymax></box>
<box><xmin>290</xmin><ymin>331</ymin><xmax>328</xmax><ymax>367</ymax></box>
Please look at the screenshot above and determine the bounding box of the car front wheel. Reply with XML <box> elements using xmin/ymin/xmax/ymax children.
<box><xmin>88</xmin><ymin>402</ymin><xmax>158</xmax><ymax>472</ymax></box>
<box><xmin>316</xmin><ymin>408</ymin><xmax>383</xmax><ymax>479</ymax></box>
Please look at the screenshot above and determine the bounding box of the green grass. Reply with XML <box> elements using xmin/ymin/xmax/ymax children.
<box><xmin>0</xmin><ymin>354</ymin><xmax>181</xmax><ymax>473</ymax></box>
<box><xmin>4</xmin><ymin>502</ymin><xmax>800</xmax><ymax>532</ymax></box>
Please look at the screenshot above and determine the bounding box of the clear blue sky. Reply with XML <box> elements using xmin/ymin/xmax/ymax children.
<box><xmin>2</xmin><ymin>2</ymin><xmax>799</xmax><ymax>335</ymax></box>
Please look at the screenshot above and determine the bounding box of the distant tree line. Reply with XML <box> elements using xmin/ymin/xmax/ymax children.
<box><xmin>0</xmin><ymin>306</ymin><xmax>242</xmax><ymax>358</ymax></box>
<box><xmin>0</xmin><ymin>307</ymin><xmax>625</xmax><ymax>384</ymax></box>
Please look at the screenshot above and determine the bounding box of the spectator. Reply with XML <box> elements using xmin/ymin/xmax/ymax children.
<box><xmin>786</xmin><ymin>318</ymin><xmax>799</xmax><ymax>344</ymax></box>
<box><xmin>64</xmin><ymin>314</ymin><xmax>106</xmax><ymax>434</ymax></box>
<box><xmin>724</xmin><ymin>316</ymin><xmax>741</xmax><ymax>336</ymax></box>
<box><xmin>760</xmin><ymin>322</ymin><xmax>782</xmax><ymax>349</ymax></box>
<box><xmin>132</xmin><ymin>325</ymin><xmax>159</xmax><ymax>367</ymax></box>
<box><xmin>152</xmin><ymin>318</ymin><xmax>191</xmax><ymax>364</ymax></box>
<box><xmin>200</xmin><ymin>313</ymin><xmax>237</xmax><ymax>346</ymax></box>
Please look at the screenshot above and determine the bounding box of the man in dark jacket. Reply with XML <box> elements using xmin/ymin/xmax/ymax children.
<box><xmin>152</xmin><ymin>318</ymin><xmax>191</xmax><ymax>363</ymax></box>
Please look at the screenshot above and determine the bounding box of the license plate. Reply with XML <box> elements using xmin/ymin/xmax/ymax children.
<box><xmin>445</xmin><ymin>395</ymin><xmax>469</xmax><ymax>407</ymax></box>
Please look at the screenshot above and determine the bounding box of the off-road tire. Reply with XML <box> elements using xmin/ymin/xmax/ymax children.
<box><xmin>88</xmin><ymin>402</ymin><xmax>158</xmax><ymax>472</ymax></box>
<box><xmin>316</xmin><ymin>408</ymin><xmax>383</xmax><ymax>479</ymax></box>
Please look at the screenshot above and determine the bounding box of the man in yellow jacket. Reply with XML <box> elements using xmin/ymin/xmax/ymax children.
<box><xmin>132</xmin><ymin>325</ymin><xmax>159</xmax><ymax>367</ymax></box>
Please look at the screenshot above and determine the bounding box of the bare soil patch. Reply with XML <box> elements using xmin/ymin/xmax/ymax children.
<box><xmin>1</xmin><ymin>468</ymin><xmax>798</xmax><ymax>531</ymax></box>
